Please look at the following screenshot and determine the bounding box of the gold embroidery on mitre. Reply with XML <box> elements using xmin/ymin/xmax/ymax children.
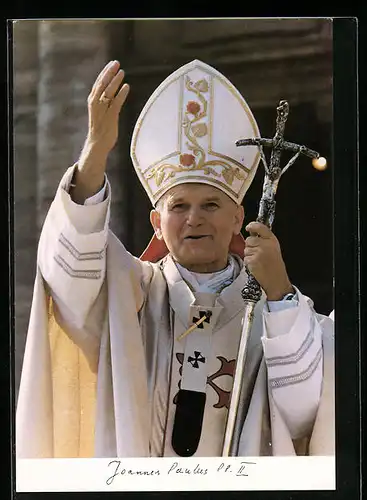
<box><xmin>208</xmin><ymin>73</ymin><xmax>260</xmax><ymax>174</ymax></box>
<box><xmin>145</xmin><ymin>75</ymin><xmax>246</xmax><ymax>188</ymax></box>
<box><xmin>192</xmin><ymin>123</ymin><xmax>208</xmax><ymax>138</ymax></box>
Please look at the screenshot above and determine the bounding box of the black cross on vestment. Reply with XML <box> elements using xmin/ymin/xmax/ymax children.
<box><xmin>192</xmin><ymin>310</ymin><xmax>212</xmax><ymax>329</ymax></box>
<box><xmin>187</xmin><ymin>351</ymin><xmax>206</xmax><ymax>369</ymax></box>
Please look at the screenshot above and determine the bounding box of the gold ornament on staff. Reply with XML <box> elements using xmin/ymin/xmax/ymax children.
<box><xmin>222</xmin><ymin>100</ymin><xmax>320</xmax><ymax>457</ymax></box>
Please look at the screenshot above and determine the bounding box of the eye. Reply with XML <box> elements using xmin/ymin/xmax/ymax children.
<box><xmin>203</xmin><ymin>202</ymin><xmax>219</xmax><ymax>210</ymax></box>
<box><xmin>170</xmin><ymin>203</ymin><xmax>188</xmax><ymax>212</ymax></box>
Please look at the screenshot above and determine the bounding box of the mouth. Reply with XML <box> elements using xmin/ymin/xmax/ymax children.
<box><xmin>184</xmin><ymin>235</ymin><xmax>210</xmax><ymax>240</ymax></box>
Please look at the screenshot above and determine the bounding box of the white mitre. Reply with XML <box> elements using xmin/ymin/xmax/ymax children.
<box><xmin>130</xmin><ymin>59</ymin><xmax>260</xmax><ymax>207</ymax></box>
<box><xmin>130</xmin><ymin>59</ymin><xmax>261</xmax><ymax>262</ymax></box>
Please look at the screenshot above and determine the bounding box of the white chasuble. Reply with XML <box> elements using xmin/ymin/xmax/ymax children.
<box><xmin>16</xmin><ymin>166</ymin><xmax>335</xmax><ymax>458</ymax></box>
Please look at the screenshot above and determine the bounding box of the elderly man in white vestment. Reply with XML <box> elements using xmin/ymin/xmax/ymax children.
<box><xmin>16</xmin><ymin>60</ymin><xmax>335</xmax><ymax>459</ymax></box>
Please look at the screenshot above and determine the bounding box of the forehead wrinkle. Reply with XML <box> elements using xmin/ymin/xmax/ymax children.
<box><xmin>168</xmin><ymin>195</ymin><xmax>222</xmax><ymax>203</ymax></box>
<box><xmin>202</xmin><ymin>196</ymin><xmax>222</xmax><ymax>202</ymax></box>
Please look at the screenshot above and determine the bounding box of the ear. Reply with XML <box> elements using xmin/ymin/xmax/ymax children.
<box><xmin>233</xmin><ymin>204</ymin><xmax>245</xmax><ymax>235</ymax></box>
<box><xmin>150</xmin><ymin>209</ymin><xmax>163</xmax><ymax>240</ymax></box>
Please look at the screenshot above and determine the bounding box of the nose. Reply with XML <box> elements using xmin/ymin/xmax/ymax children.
<box><xmin>186</xmin><ymin>206</ymin><xmax>204</xmax><ymax>226</ymax></box>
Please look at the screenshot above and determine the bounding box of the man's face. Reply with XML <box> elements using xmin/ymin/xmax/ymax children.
<box><xmin>150</xmin><ymin>183</ymin><xmax>244</xmax><ymax>273</ymax></box>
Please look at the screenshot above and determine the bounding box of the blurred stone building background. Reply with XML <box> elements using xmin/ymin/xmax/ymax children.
<box><xmin>13</xmin><ymin>18</ymin><xmax>333</xmax><ymax>396</ymax></box>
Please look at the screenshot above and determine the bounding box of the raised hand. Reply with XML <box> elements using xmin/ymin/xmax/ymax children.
<box><xmin>87</xmin><ymin>60</ymin><xmax>130</xmax><ymax>154</ymax></box>
<box><xmin>71</xmin><ymin>60</ymin><xmax>130</xmax><ymax>204</ymax></box>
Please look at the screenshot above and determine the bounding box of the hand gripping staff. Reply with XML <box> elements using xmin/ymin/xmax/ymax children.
<box><xmin>222</xmin><ymin>100</ymin><xmax>320</xmax><ymax>456</ymax></box>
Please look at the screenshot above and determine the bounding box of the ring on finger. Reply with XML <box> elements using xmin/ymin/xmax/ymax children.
<box><xmin>99</xmin><ymin>93</ymin><xmax>112</xmax><ymax>105</ymax></box>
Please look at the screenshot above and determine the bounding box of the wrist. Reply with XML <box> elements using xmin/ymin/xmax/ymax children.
<box><xmin>72</xmin><ymin>170</ymin><xmax>105</xmax><ymax>197</ymax></box>
<box><xmin>265</xmin><ymin>281</ymin><xmax>294</xmax><ymax>301</ymax></box>
<box><xmin>80</xmin><ymin>139</ymin><xmax>109</xmax><ymax>168</ymax></box>
<box><xmin>70</xmin><ymin>140</ymin><xmax>109</xmax><ymax>201</ymax></box>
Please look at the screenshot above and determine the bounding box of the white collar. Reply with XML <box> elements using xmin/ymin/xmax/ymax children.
<box><xmin>174</xmin><ymin>254</ymin><xmax>240</xmax><ymax>294</ymax></box>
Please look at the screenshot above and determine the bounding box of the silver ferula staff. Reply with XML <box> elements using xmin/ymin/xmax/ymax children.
<box><xmin>222</xmin><ymin>100</ymin><xmax>320</xmax><ymax>457</ymax></box>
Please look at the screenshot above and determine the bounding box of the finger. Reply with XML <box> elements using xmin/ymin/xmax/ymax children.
<box><xmin>90</xmin><ymin>60</ymin><xmax>119</xmax><ymax>94</ymax></box>
<box><xmin>245</xmin><ymin>235</ymin><xmax>262</xmax><ymax>248</ymax></box>
<box><xmin>110</xmin><ymin>83</ymin><xmax>130</xmax><ymax>113</ymax></box>
<box><xmin>244</xmin><ymin>247</ymin><xmax>257</xmax><ymax>257</ymax></box>
<box><xmin>103</xmin><ymin>69</ymin><xmax>125</xmax><ymax>99</ymax></box>
<box><xmin>243</xmin><ymin>256</ymin><xmax>257</xmax><ymax>270</ymax></box>
<box><xmin>245</xmin><ymin>221</ymin><xmax>272</xmax><ymax>238</ymax></box>
<box><xmin>92</xmin><ymin>61</ymin><xmax>121</xmax><ymax>100</ymax></box>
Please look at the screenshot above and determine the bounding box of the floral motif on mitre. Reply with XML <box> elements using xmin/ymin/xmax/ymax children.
<box><xmin>186</xmin><ymin>100</ymin><xmax>201</xmax><ymax>115</ymax></box>
<box><xmin>193</xmin><ymin>79</ymin><xmax>209</xmax><ymax>93</ymax></box>
<box><xmin>179</xmin><ymin>153</ymin><xmax>196</xmax><ymax>167</ymax></box>
<box><xmin>192</xmin><ymin>123</ymin><xmax>208</xmax><ymax>138</ymax></box>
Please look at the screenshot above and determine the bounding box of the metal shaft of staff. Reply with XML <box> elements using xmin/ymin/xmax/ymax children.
<box><xmin>222</xmin><ymin>303</ymin><xmax>257</xmax><ymax>456</ymax></box>
<box><xmin>222</xmin><ymin>100</ymin><xmax>320</xmax><ymax>456</ymax></box>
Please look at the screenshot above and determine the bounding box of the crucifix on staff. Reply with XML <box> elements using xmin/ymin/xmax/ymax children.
<box><xmin>223</xmin><ymin>98</ymin><xmax>321</xmax><ymax>456</ymax></box>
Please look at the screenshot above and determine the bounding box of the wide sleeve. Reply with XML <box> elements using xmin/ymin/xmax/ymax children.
<box><xmin>261</xmin><ymin>288</ymin><xmax>329</xmax><ymax>440</ymax></box>
<box><xmin>37</xmin><ymin>165</ymin><xmax>147</xmax><ymax>346</ymax></box>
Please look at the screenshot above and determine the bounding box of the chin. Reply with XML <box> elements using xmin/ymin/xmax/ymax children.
<box><xmin>175</xmin><ymin>251</ymin><xmax>221</xmax><ymax>270</ymax></box>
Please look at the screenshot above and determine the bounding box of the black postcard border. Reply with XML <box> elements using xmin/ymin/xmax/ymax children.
<box><xmin>4</xmin><ymin>16</ymin><xmax>362</xmax><ymax>500</ymax></box>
